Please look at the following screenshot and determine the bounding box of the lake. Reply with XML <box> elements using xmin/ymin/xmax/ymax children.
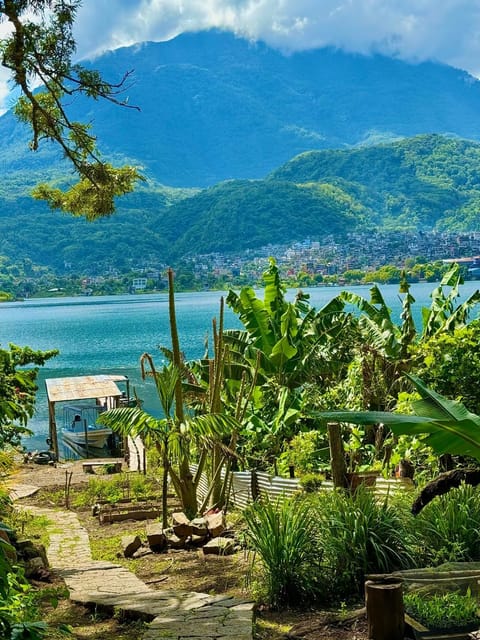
<box><xmin>0</xmin><ymin>281</ymin><xmax>479</xmax><ymax>451</ymax></box>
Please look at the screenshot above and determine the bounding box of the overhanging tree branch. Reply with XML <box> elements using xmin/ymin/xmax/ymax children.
<box><xmin>0</xmin><ymin>0</ymin><xmax>143</xmax><ymax>218</ymax></box>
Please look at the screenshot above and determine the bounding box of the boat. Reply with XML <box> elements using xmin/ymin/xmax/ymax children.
<box><xmin>61</xmin><ymin>405</ymin><xmax>112</xmax><ymax>449</ymax></box>
<box><xmin>45</xmin><ymin>374</ymin><xmax>132</xmax><ymax>460</ymax></box>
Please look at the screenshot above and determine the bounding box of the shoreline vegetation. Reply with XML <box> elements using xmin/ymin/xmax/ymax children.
<box><xmin>0</xmin><ymin>260</ymin><xmax>478</xmax><ymax>302</ymax></box>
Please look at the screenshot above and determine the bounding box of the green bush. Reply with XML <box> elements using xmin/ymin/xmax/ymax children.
<box><xmin>299</xmin><ymin>473</ymin><xmax>325</xmax><ymax>492</ymax></box>
<box><xmin>415</xmin><ymin>483</ymin><xmax>480</xmax><ymax>564</ymax></box>
<box><xmin>243</xmin><ymin>497</ymin><xmax>322</xmax><ymax>608</ymax></box>
<box><xmin>278</xmin><ymin>430</ymin><xmax>329</xmax><ymax>476</ymax></box>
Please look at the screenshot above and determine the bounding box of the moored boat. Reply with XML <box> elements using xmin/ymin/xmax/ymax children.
<box><xmin>61</xmin><ymin>405</ymin><xmax>112</xmax><ymax>449</ymax></box>
<box><xmin>45</xmin><ymin>374</ymin><xmax>131</xmax><ymax>460</ymax></box>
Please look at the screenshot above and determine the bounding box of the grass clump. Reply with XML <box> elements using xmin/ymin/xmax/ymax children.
<box><xmin>243</xmin><ymin>497</ymin><xmax>321</xmax><ymax>609</ymax></box>
<box><xmin>415</xmin><ymin>483</ymin><xmax>480</xmax><ymax>565</ymax></box>
<box><xmin>311</xmin><ymin>487</ymin><xmax>416</xmax><ymax>600</ymax></box>
<box><xmin>243</xmin><ymin>488</ymin><xmax>418</xmax><ymax>609</ymax></box>
<box><xmin>405</xmin><ymin>588</ymin><xmax>479</xmax><ymax>630</ymax></box>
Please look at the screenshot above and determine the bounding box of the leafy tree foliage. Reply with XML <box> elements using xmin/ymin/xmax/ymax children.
<box><xmin>415</xmin><ymin>319</ymin><xmax>480</xmax><ymax>414</ymax></box>
<box><xmin>0</xmin><ymin>0</ymin><xmax>142</xmax><ymax>217</ymax></box>
<box><xmin>0</xmin><ymin>343</ymin><xmax>57</xmax><ymax>447</ymax></box>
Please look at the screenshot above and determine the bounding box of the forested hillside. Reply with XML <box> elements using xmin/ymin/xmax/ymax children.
<box><xmin>270</xmin><ymin>135</ymin><xmax>480</xmax><ymax>231</ymax></box>
<box><xmin>1</xmin><ymin>134</ymin><xmax>479</xmax><ymax>272</ymax></box>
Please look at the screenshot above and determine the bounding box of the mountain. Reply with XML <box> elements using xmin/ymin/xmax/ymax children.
<box><xmin>1</xmin><ymin>134</ymin><xmax>480</xmax><ymax>273</ymax></box>
<box><xmin>3</xmin><ymin>30</ymin><xmax>480</xmax><ymax>188</ymax></box>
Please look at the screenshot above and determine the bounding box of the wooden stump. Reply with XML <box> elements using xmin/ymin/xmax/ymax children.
<box><xmin>365</xmin><ymin>579</ymin><xmax>404</xmax><ymax>640</ymax></box>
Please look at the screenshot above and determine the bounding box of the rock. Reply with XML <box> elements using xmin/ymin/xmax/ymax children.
<box><xmin>172</xmin><ymin>512</ymin><xmax>192</xmax><ymax>538</ymax></box>
<box><xmin>146</xmin><ymin>523</ymin><xmax>168</xmax><ymax>552</ymax></box>
<box><xmin>17</xmin><ymin>539</ymin><xmax>42</xmax><ymax>560</ymax></box>
<box><xmin>190</xmin><ymin>517</ymin><xmax>208</xmax><ymax>536</ymax></box>
<box><xmin>24</xmin><ymin>556</ymin><xmax>47</xmax><ymax>578</ymax></box>
<box><xmin>121</xmin><ymin>534</ymin><xmax>142</xmax><ymax>558</ymax></box>
<box><xmin>165</xmin><ymin>531</ymin><xmax>187</xmax><ymax>549</ymax></box>
<box><xmin>205</xmin><ymin>511</ymin><xmax>226</xmax><ymax>538</ymax></box>
<box><xmin>190</xmin><ymin>534</ymin><xmax>208</xmax><ymax>547</ymax></box>
<box><xmin>202</xmin><ymin>537</ymin><xmax>236</xmax><ymax>555</ymax></box>
<box><xmin>132</xmin><ymin>546</ymin><xmax>153</xmax><ymax>558</ymax></box>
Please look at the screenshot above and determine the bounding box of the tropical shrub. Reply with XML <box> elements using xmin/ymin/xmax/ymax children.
<box><xmin>0</xmin><ymin>343</ymin><xmax>57</xmax><ymax>448</ymax></box>
<box><xmin>278</xmin><ymin>430</ymin><xmax>329</xmax><ymax>476</ymax></box>
<box><xmin>243</xmin><ymin>497</ymin><xmax>322</xmax><ymax>608</ymax></box>
<box><xmin>415</xmin><ymin>319</ymin><xmax>480</xmax><ymax>414</ymax></box>
<box><xmin>415</xmin><ymin>483</ymin><xmax>480</xmax><ymax>565</ymax></box>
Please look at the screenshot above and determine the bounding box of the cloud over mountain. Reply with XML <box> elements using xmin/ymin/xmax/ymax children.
<box><xmin>74</xmin><ymin>0</ymin><xmax>480</xmax><ymax>78</ymax></box>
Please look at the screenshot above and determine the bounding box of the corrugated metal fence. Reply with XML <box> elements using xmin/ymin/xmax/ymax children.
<box><xmin>191</xmin><ymin>465</ymin><xmax>414</xmax><ymax>510</ymax></box>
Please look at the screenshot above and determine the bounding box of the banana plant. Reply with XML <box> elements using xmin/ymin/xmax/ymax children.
<box><xmin>318</xmin><ymin>374</ymin><xmax>480</xmax><ymax>461</ymax></box>
<box><xmin>225</xmin><ymin>258</ymin><xmax>351</xmax><ymax>468</ymax></box>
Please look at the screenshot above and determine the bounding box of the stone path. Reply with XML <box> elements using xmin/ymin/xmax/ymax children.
<box><xmin>11</xmin><ymin>483</ymin><xmax>255</xmax><ymax>640</ymax></box>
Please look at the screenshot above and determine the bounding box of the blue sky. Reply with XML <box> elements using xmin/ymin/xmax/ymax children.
<box><xmin>2</xmin><ymin>0</ymin><xmax>480</xmax><ymax>111</ymax></box>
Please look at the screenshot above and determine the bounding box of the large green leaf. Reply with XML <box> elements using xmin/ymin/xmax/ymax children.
<box><xmin>318</xmin><ymin>374</ymin><xmax>480</xmax><ymax>461</ymax></box>
<box><xmin>227</xmin><ymin>287</ymin><xmax>275</xmax><ymax>354</ymax></box>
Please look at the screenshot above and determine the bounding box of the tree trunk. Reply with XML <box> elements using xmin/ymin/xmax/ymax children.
<box><xmin>161</xmin><ymin>445</ymin><xmax>169</xmax><ymax>529</ymax></box>
<box><xmin>327</xmin><ymin>422</ymin><xmax>348</xmax><ymax>489</ymax></box>
<box><xmin>365</xmin><ymin>580</ymin><xmax>404</xmax><ymax>640</ymax></box>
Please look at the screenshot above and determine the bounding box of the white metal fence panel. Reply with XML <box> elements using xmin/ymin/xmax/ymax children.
<box><xmin>256</xmin><ymin>471</ymin><xmax>300</xmax><ymax>500</ymax></box>
<box><xmin>190</xmin><ymin>465</ymin><xmax>414</xmax><ymax>511</ymax></box>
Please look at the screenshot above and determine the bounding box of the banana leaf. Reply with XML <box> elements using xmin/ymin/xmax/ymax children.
<box><xmin>318</xmin><ymin>374</ymin><xmax>480</xmax><ymax>461</ymax></box>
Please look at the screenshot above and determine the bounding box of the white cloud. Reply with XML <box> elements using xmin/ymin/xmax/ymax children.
<box><xmin>2</xmin><ymin>0</ymin><xmax>480</xmax><ymax>113</ymax></box>
<box><xmin>72</xmin><ymin>0</ymin><xmax>480</xmax><ymax>77</ymax></box>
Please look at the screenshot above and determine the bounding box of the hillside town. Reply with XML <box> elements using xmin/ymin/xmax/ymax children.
<box><xmin>3</xmin><ymin>229</ymin><xmax>479</xmax><ymax>299</ymax></box>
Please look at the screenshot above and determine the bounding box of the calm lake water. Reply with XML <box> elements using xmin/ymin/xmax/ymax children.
<box><xmin>0</xmin><ymin>282</ymin><xmax>479</xmax><ymax>451</ymax></box>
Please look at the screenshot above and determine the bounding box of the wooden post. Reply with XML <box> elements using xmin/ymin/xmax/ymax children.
<box><xmin>327</xmin><ymin>422</ymin><xmax>348</xmax><ymax>488</ymax></box>
<box><xmin>83</xmin><ymin>418</ymin><xmax>89</xmax><ymax>458</ymax></box>
<box><xmin>365</xmin><ymin>579</ymin><xmax>404</xmax><ymax>640</ymax></box>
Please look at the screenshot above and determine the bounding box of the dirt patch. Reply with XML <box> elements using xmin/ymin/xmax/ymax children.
<box><xmin>12</xmin><ymin>463</ymin><xmax>375</xmax><ymax>640</ymax></box>
<box><xmin>10</xmin><ymin>458</ymin><xmax>98</xmax><ymax>488</ymax></box>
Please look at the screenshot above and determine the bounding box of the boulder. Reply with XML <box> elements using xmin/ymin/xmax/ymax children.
<box><xmin>205</xmin><ymin>511</ymin><xmax>226</xmax><ymax>538</ymax></box>
<box><xmin>190</xmin><ymin>517</ymin><xmax>208</xmax><ymax>537</ymax></box>
<box><xmin>146</xmin><ymin>523</ymin><xmax>168</xmax><ymax>552</ymax></box>
<box><xmin>17</xmin><ymin>539</ymin><xmax>41</xmax><ymax>560</ymax></box>
<box><xmin>172</xmin><ymin>512</ymin><xmax>192</xmax><ymax>538</ymax></box>
<box><xmin>121</xmin><ymin>534</ymin><xmax>142</xmax><ymax>558</ymax></box>
<box><xmin>24</xmin><ymin>556</ymin><xmax>48</xmax><ymax>579</ymax></box>
<box><xmin>165</xmin><ymin>531</ymin><xmax>187</xmax><ymax>549</ymax></box>
<box><xmin>202</xmin><ymin>537</ymin><xmax>236</xmax><ymax>556</ymax></box>
<box><xmin>190</xmin><ymin>534</ymin><xmax>209</xmax><ymax>547</ymax></box>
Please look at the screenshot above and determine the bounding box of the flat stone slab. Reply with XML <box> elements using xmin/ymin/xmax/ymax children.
<box><xmin>13</xmin><ymin>500</ymin><xmax>255</xmax><ymax>640</ymax></box>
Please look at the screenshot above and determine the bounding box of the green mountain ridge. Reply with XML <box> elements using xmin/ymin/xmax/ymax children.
<box><xmin>0</xmin><ymin>134</ymin><xmax>479</xmax><ymax>273</ymax></box>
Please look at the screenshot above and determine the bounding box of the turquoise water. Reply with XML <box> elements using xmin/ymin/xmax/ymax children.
<box><xmin>0</xmin><ymin>282</ymin><xmax>478</xmax><ymax>450</ymax></box>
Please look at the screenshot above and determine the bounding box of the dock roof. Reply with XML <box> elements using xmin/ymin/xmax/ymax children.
<box><xmin>45</xmin><ymin>374</ymin><xmax>127</xmax><ymax>403</ymax></box>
